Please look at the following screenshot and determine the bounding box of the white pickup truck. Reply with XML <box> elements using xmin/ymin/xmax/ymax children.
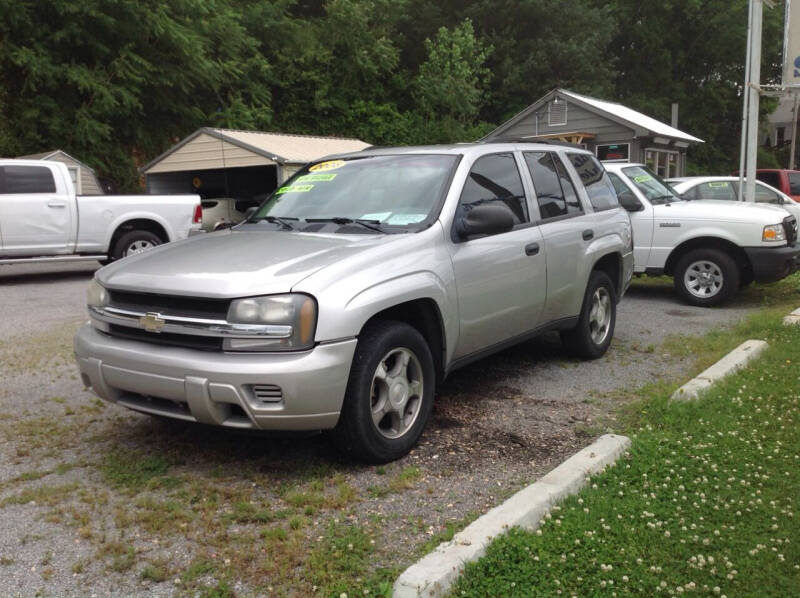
<box><xmin>0</xmin><ymin>159</ymin><xmax>202</xmax><ymax>265</ymax></box>
<box><xmin>604</xmin><ymin>163</ymin><xmax>800</xmax><ymax>306</ymax></box>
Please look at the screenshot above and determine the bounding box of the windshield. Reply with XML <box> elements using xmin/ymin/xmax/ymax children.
<box><xmin>621</xmin><ymin>165</ymin><xmax>682</xmax><ymax>205</ymax></box>
<box><xmin>250</xmin><ymin>154</ymin><xmax>458</xmax><ymax>232</ymax></box>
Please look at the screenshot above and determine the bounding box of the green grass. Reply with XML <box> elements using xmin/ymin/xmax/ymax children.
<box><xmin>451</xmin><ymin>313</ymin><xmax>800</xmax><ymax>597</ymax></box>
<box><xmin>101</xmin><ymin>450</ymin><xmax>171</xmax><ymax>490</ymax></box>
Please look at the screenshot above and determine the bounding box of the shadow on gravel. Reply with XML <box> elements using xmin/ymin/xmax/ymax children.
<box><xmin>100</xmin><ymin>333</ymin><xmax>577</xmax><ymax>477</ymax></box>
<box><xmin>0</xmin><ymin>266</ymin><xmax>98</xmax><ymax>285</ymax></box>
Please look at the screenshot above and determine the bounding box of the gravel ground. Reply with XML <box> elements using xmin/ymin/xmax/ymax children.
<box><xmin>0</xmin><ymin>263</ymin><xmax>764</xmax><ymax>597</ymax></box>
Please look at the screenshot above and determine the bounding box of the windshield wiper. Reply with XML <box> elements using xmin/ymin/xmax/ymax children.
<box><xmin>305</xmin><ymin>217</ymin><xmax>385</xmax><ymax>233</ymax></box>
<box><xmin>259</xmin><ymin>215</ymin><xmax>299</xmax><ymax>230</ymax></box>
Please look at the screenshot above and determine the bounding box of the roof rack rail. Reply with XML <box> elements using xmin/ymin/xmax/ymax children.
<box><xmin>482</xmin><ymin>136</ymin><xmax>585</xmax><ymax>149</ymax></box>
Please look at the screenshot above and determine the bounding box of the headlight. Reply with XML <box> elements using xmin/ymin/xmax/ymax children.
<box><xmin>225</xmin><ymin>294</ymin><xmax>317</xmax><ymax>351</ymax></box>
<box><xmin>762</xmin><ymin>224</ymin><xmax>786</xmax><ymax>242</ymax></box>
<box><xmin>87</xmin><ymin>279</ymin><xmax>108</xmax><ymax>308</ymax></box>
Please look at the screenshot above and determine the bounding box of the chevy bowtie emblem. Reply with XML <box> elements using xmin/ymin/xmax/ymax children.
<box><xmin>139</xmin><ymin>312</ymin><xmax>166</xmax><ymax>333</ymax></box>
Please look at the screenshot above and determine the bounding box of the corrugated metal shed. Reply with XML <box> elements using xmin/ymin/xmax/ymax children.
<box><xmin>142</xmin><ymin>128</ymin><xmax>371</xmax><ymax>176</ymax></box>
<box><xmin>15</xmin><ymin>149</ymin><xmax>104</xmax><ymax>194</ymax></box>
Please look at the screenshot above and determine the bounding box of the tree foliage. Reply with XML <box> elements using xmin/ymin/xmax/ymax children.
<box><xmin>0</xmin><ymin>0</ymin><xmax>789</xmax><ymax>189</ymax></box>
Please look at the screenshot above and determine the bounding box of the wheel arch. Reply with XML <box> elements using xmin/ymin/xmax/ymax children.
<box><xmin>108</xmin><ymin>218</ymin><xmax>170</xmax><ymax>255</ymax></box>
<box><xmin>664</xmin><ymin>236</ymin><xmax>751</xmax><ymax>279</ymax></box>
<box><xmin>591</xmin><ymin>251</ymin><xmax>623</xmax><ymax>299</ymax></box>
<box><xmin>360</xmin><ymin>298</ymin><xmax>447</xmax><ymax>386</ymax></box>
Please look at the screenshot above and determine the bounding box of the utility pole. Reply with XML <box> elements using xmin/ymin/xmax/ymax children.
<box><xmin>791</xmin><ymin>93</ymin><xmax>799</xmax><ymax>170</ymax></box>
<box><xmin>743</xmin><ymin>0</ymin><xmax>763</xmax><ymax>202</ymax></box>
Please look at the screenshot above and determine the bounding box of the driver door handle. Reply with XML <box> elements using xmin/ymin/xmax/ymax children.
<box><xmin>582</xmin><ymin>229</ymin><xmax>594</xmax><ymax>241</ymax></box>
<box><xmin>524</xmin><ymin>242</ymin><xmax>540</xmax><ymax>256</ymax></box>
<box><xmin>47</xmin><ymin>201</ymin><xmax>66</xmax><ymax>208</ymax></box>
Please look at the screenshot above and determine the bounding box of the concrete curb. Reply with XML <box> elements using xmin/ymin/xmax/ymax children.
<box><xmin>783</xmin><ymin>307</ymin><xmax>800</xmax><ymax>326</ymax></box>
<box><xmin>670</xmin><ymin>339</ymin><xmax>768</xmax><ymax>401</ymax></box>
<box><xmin>392</xmin><ymin>434</ymin><xmax>631</xmax><ymax>598</ymax></box>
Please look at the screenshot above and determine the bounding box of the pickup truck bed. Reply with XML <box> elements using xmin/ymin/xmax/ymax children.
<box><xmin>0</xmin><ymin>160</ymin><xmax>201</xmax><ymax>263</ymax></box>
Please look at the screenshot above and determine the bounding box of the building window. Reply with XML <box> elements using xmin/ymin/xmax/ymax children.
<box><xmin>644</xmin><ymin>149</ymin><xmax>679</xmax><ymax>178</ymax></box>
<box><xmin>596</xmin><ymin>143</ymin><xmax>630</xmax><ymax>162</ymax></box>
<box><xmin>67</xmin><ymin>166</ymin><xmax>81</xmax><ymax>194</ymax></box>
<box><xmin>548</xmin><ymin>100</ymin><xmax>567</xmax><ymax>126</ymax></box>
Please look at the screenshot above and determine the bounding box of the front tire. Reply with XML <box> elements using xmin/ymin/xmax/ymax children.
<box><xmin>561</xmin><ymin>270</ymin><xmax>616</xmax><ymax>359</ymax></box>
<box><xmin>674</xmin><ymin>248</ymin><xmax>739</xmax><ymax>307</ymax></box>
<box><xmin>332</xmin><ymin>320</ymin><xmax>435</xmax><ymax>463</ymax></box>
<box><xmin>112</xmin><ymin>230</ymin><xmax>162</xmax><ymax>261</ymax></box>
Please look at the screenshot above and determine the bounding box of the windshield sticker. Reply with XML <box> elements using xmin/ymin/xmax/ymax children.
<box><xmin>633</xmin><ymin>175</ymin><xmax>652</xmax><ymax>184</ymax></box>
<box><xmin>361</xmin><ymin>212</ymin><xmax>392</xmax><ymax>222</ymax></box>
<box><xmin>275</xmin><ymin>184</ymin><xmax>314</xmax><ymax>194</ymax></box>
<box><xmin>309</xmin><ymin>160</ymin><xmax>346</xmax><ymax>172</ymax></box>
<box><xmin>387</xmin><ymin>213</ymin><xmax>427</xmax><ymax>225</ymax></box>
<box><xmin>708</xmin><ymin>182</ymin><xmax>729</xmax><ymax>188</ymax></box>
<box><xmin>297</xmin><ymin>173</ymin><xmax>337</xmax><ymax>183</ymax></box>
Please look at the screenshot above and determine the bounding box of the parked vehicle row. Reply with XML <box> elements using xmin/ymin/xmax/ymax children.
<box><xmin>604</xmin><ymin>163</ymin><xmax>799</xmax><ymax>306</ymax></box>
<box><xmin>74</xmin><ymin>141</ymin><xmax>634</xmax><ymax>462</ymax></box>
<box><xmin>0</xmin><ymin>160</ymin><xmax>202</xmax><ymax>264</ymax></box>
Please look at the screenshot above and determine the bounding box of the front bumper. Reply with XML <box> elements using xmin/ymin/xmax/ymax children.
<box><xmin>74</xmin><ymin>323</ymin><xmax>357</xmax><ymax>431</ymax></box>
<box><xmin>743</xmin><ymin>245</ymin><xmax>800</xmax><ymax>283</ymax></box>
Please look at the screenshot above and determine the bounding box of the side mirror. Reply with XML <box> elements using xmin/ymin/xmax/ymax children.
<box><xmin>456</xmin><ymin>204</ymin><xmax>515</xmax><ymax>239</ymax></box>
<box><xmin>618</xmin><ymin>190</ymin><xmax>644</xmax><ymax>212</ymax></box>
<box><xmin>244</xmin><ymin>206</ymin><xmax>259</xmax><ymax>220</ymax></box>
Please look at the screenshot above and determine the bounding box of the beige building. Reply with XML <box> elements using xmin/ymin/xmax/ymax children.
<box><xmin>16</xmin><ymin>149</ymin><xmax>104</xmax><ymax>195</ymax></box>
<box><xmin>141</xmin><ymin>128</ymin><xmax>370</xmax><ymax>200</ymax></box>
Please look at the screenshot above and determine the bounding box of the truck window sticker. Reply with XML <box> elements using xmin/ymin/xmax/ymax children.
<box><xmin>297</xmin><ymin>173</ymin><xmax>337</xmax><ymax>183</ymax></box>
<box><xmin>309</xmin><ymin>160</ymin><xmax>346</xmax><ymax>172</ymax></box>
<box><xmin>275</xmin><ymin>184</ymin><xmax>314</xmax><ymax>194</ymax></box>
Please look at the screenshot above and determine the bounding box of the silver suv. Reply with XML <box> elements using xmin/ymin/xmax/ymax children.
<box><xmin>75</xmin><ymin>142</ymin><xmax>634</xmax><ymax>462</ymax></box>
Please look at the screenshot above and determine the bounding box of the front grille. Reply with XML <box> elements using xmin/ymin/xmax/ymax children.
<box><xmin>108</xmin><ymin>324</ymin><xmax>223</xmax><ymax>351</ymax></box>
<box><xmin>783</xmin><ymin>216</ymin><xmax>798</xmax><ymax>247</ymax></box>
<box><xmin>249</xmin><ymin>384</ymin><xmax>283</xmax><ymax>404</ymax></box>
<box><xmin>108</xmin><ymin>290</ymin><xmax>229</xmax><ymax>320</ymax></box>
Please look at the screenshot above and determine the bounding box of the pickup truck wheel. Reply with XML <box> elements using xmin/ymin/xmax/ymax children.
<box><xmin>112</xmin><ymin>230</ymin><xmax>161</xmax><ymax>260</ymax></box>
<box><xmin>674</xmin><ymin>248</ymin><xmax>739</xmax><ymax>307</ymax></box>
<box><xmin>560</xmin><ymin>270</ymin><xmax>616</xmax><ymax>360</ymax></box>
<box><xmin>332</xmin><ymin>320</ymin><xmax>435</xmax><ymax>463</ymax></box>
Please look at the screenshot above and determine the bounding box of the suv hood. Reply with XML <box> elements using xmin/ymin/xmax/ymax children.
<box><xmin>654</xmin><ymin>199</ymin><xmax>791</xmax><ymax>223</ymax></box>
<box><xmin>97</xmin><ymin>228</ymin><xmax>397</xmax><ymax>298</ymax></box>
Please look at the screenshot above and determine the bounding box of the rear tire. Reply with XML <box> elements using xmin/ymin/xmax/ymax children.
<box><xmin>561</xmin><ymin>270</ymin><xmax>616</xmax><ymax>360</ymax></box>
<box><xmin>331</xmin><ymin>320</ymin><xmax>435</xmax><ymax>463</ymax></box>
<box><xmin>112</xmin><ymin>230</ymin><xmax>162</xmax><ymax>261</ymax></box>
<box><xmin>674</xmin><ymin>248</ymin><xmax>739</xmax><ymax>307</ymax></box>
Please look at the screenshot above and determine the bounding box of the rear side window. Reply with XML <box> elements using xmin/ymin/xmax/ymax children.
<box><xmin>0</xmin><ymin>165</ymin><xmax>57</xmax><ymax>194</ymax></box>
<box><xmin>753</xmin><ymin>183</ymin><xmax>782</xmax><ymax>204</ymax></box>
<box><xmin>567</xmin><ymin>154</ymin><xmax>619</xmax><ymax>211</ymax></box>
<box><xmin>458</xmin><ymin>153</ymin><xmax>528</xmax><ymax>226</ymax></box>
<box><xmin>693</xmin><ymin>181</ymin><xmax>736</xmax><ymax>201</ymax></box>
<box><xmin>756</xmin><ymin>171</ymin><xmax>781</xmax><ymax>189</ymax></box>
<box><xmin>789</xmin><ymin>173</ymin><xmax>800</xmax><ymax>195</ymax></box>
<box><xmin>523</xmin><ymin>151</ymin><xmax>583</xmax><ymax>220</ymax></box>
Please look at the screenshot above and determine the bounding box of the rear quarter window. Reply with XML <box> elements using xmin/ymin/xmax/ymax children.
<box><xmin>567</xmin><ymin>153</ymin><xmax>619</xmax><ymax>211</ymax></box>
<box><xmin>0</xmin><ymin>165</ymin><xmax>57</xmax><ymax>194</ymax></box>
<box><xmin>788</xmin><ymin>173</ymin><xmax>800</xmax><ymax>196</ymax></box>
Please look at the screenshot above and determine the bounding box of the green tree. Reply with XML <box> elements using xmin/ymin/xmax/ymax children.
<box><xmin>415</xmin><ymin>19</ymin><xmax>491</xmax><ymax>124</ymax></box>
<box><xmin>0</xmin><ymin>0</ymin><xmax>275</xmax><ymax>190</ymax></box>
<box><xmin>600</xmin><ymin>0</ymin><xmax>786</xmax><ymax>173</ymax></box>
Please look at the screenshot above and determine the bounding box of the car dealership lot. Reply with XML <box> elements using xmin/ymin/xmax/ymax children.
<box><xmin>0</xmin><ymin>263</ymin><xmax>769</xmax><ymax>596</ymax></box>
